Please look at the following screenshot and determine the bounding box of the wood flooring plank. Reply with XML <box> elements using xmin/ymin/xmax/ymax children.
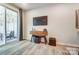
<box><xmin>0</xmin><ymin>40</ymin><xmax>79</xmax><ymax>55</ymax></box>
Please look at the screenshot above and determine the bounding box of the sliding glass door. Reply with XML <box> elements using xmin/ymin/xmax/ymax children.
<box><xmin>0</xmin><ymin>6</ymin><xmax>5</xmax><ymax>45</ymax></box>
<box><xmin>0</xmin><ymin>5</ymin><xmax>18</xmax><ymax>45</ymax></box>
<box><xmin>6</xmin><ymin>9</ymin><xmax>18</xmax><ymax>42</ymax></box>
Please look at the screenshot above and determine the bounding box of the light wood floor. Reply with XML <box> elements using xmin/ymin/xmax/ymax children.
<box><xmin>0</xmin><ymin>40</ymin><xmax>78</xmax><ymax>55</ymax></box>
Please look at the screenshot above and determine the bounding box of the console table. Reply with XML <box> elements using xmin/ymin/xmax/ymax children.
<box><xmin>31</xmin><ymin>31</ymin><xmax>48</xmax><ymax>44</ymax></box>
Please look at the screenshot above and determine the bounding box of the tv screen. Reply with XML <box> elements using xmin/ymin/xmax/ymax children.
<box><xmin>33</xmin><ymin>16</ymin><xmax>47</xmax><ymax>26</ymax></box>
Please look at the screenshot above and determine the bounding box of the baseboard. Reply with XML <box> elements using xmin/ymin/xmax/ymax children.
<box><xmin>22</xmin><ymin>39</ymin><xmax>79</xmax><ymax>48</ymax></box>
<box><xmin>57</xmin><ymin>42</ymin><xmax>79</xmax><ymax>48</ymax></box>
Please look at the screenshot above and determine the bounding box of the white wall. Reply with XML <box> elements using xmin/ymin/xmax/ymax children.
<box><xmin>24</xmin><ymin>4</ymin><xmax>79</xmax><ymax>45</ymax></box>
<box><xmin>22</xmin><ymin>11</ymin><xmax>27</xmax><ymax>39</ymax></box>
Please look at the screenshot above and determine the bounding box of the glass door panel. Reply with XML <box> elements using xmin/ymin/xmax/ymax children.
<box><xmin>6</xmin><ymin>9</ymin><xmax>18</xmax><ymax>42</ymax></box>
<box><xmin>0</xmin><ymin>6</ymin><xmax>5</xmax><ymax>45</ymax></box>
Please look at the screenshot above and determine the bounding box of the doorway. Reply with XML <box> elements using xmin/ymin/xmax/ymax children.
<box><xmin>0</xmin><ymin>5</ymin><xmax>18</xmax><ymax>45</ymax></box>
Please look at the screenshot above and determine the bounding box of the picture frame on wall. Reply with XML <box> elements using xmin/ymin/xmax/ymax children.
<box><xmin>33</xmin><ymin>16</ymin><xmax>48</xmax><ymax>26</ymax></box>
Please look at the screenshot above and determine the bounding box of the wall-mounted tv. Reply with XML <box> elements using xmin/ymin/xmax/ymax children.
<box><xmin>33</xmin><ymin>16</ymin><xmax>48</xmax><ymax>26</ymax></box>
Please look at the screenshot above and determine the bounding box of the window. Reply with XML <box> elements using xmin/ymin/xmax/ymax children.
<box><xmin>6</xmin><ymin>9</ymin><xmax>18</xmax><ymax>42</ymax></box>
<box><xmin>0</xmin><ymin>5</ymin><xmax>18</xmax><ymax>45</ymax></box>
<box><xmin>0</xmin><ymin>6</ymin><xmax>5</xmax><ymax>45</ymax></box>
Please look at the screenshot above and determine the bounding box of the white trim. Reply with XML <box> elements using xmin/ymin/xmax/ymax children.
<box><xmin>57</xmin><ymin>42</ymin><xmax>79</xmax><ymax>48</ymax></box>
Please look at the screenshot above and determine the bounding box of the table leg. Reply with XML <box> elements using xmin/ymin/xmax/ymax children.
<box><xmin>31</xmin><ymin>35</ymin><xmax>33</xmax><ymax>42</ymax></box>
<box><xmin>44</xmin><ymin>36</ymin><xmax>47</xmax><ymax>44</ymax></box>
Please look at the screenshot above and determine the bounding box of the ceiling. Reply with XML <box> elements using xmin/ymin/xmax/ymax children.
<box><xmin>12</xmin><ymin>3</ymin><xmax>54</xmax><ymax>11</ymax></box>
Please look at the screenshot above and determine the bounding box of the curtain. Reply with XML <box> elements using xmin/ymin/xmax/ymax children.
<box><xmin>19</xmin><ymin>9</ymin><xmax>23</xmax><ymax>41</ymax></box>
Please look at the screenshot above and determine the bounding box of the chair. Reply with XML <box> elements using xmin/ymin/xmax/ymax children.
<box><xmin>6</xmin><ymin>31</ymin><xmax>14</xmax><ymax>39</ymax></box>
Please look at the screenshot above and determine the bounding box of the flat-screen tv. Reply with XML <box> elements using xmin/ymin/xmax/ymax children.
<box><xmin>33</xmin><ymin>16</ymin><xmax>47</xmax><ymax>26</ymax></box>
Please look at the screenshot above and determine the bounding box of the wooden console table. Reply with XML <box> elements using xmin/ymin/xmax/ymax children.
<box><xmin>31</xmin><ymin>31</ymin><xmax>48</xmax><ymax>44</ymax></box>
